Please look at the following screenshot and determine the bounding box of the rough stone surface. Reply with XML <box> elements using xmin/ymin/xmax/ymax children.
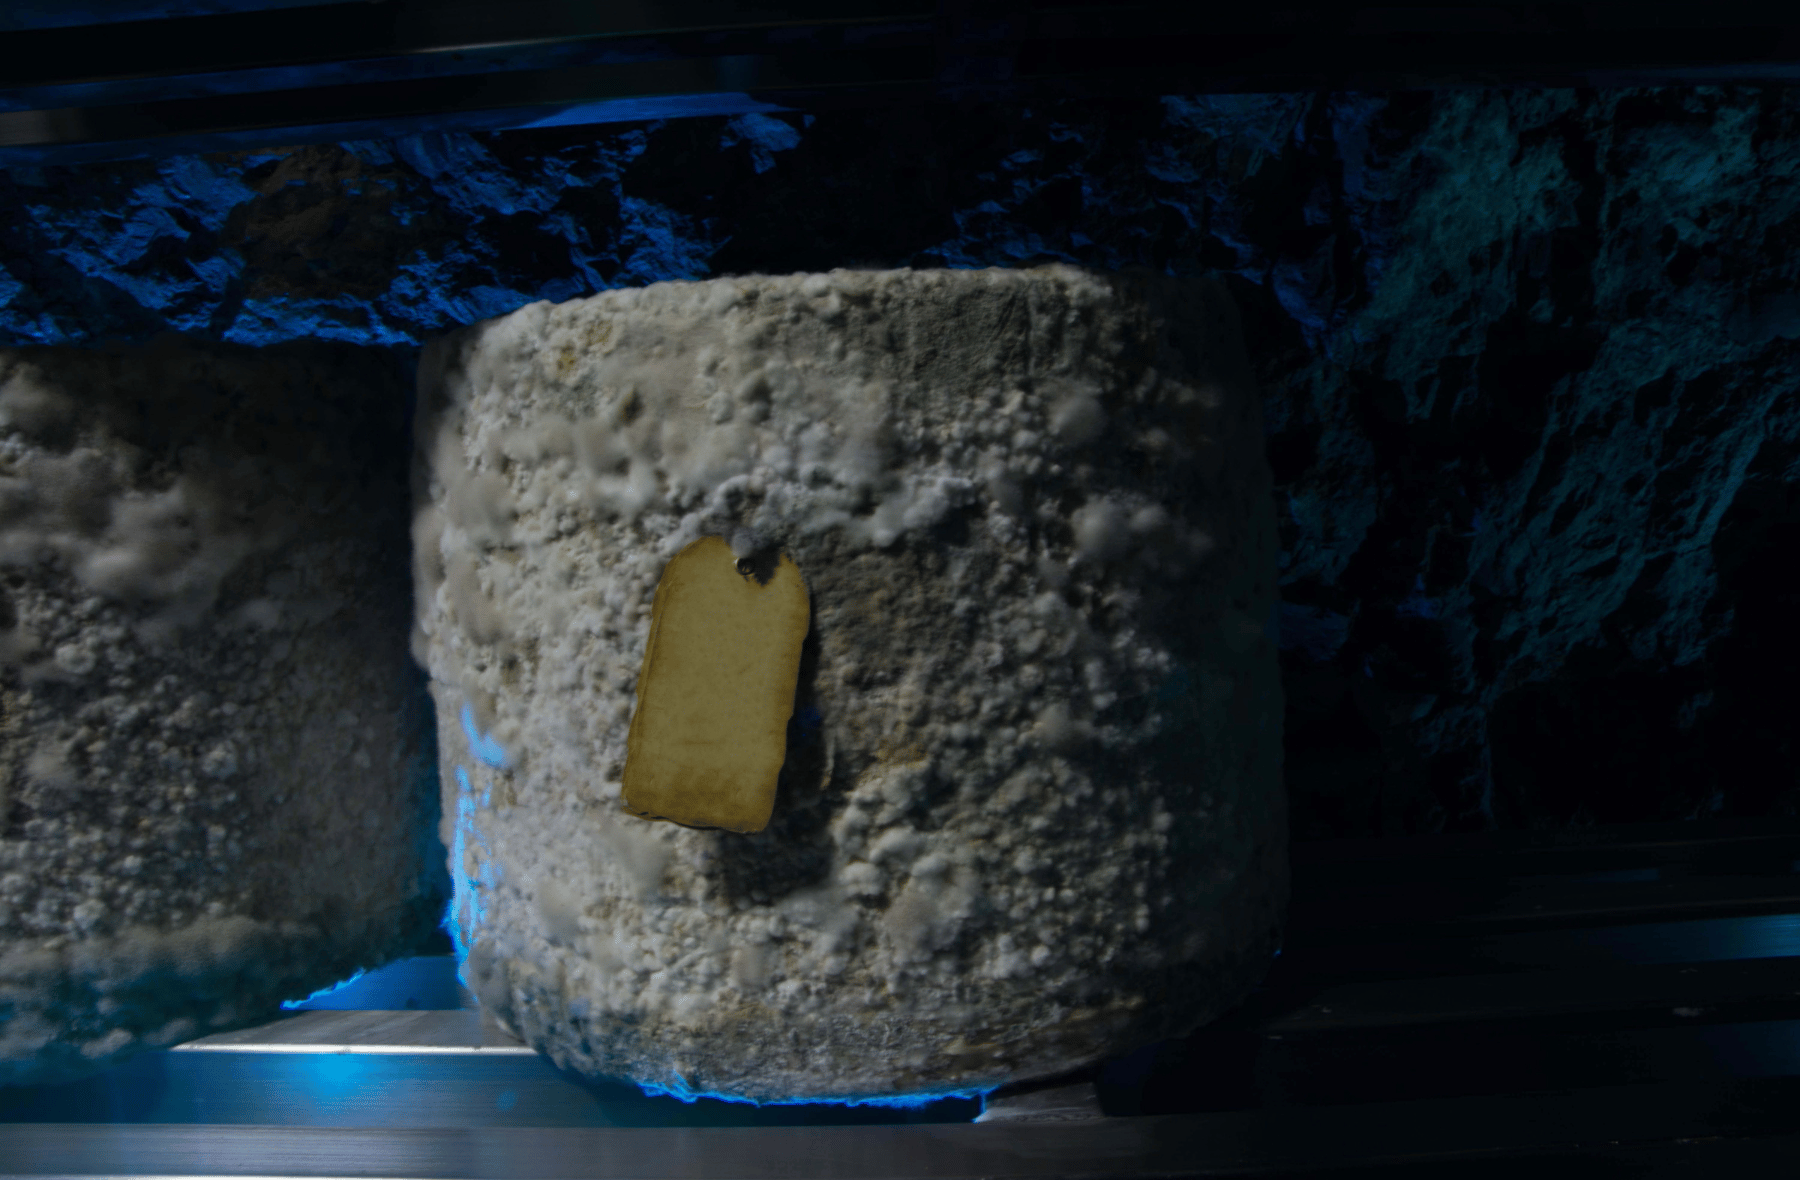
<box><xmin>413</xmin><ymin>267</ymin><xmax>1284</xmax><ymax>1101</ymax></box>
<box><xmin>4</xmin><ymin>89</ymin><xmax>1798</xmax><ymax>835</ymax></box>
<box><xmin>0</xmin><ymin>339</ymin><xmax>445</xmax><ymax>1085</ymax></box>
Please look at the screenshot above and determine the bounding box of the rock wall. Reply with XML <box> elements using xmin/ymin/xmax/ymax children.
<box><xmin>3</xmin><ymin>89</ymin><xmax>1796</xmax><ymax>836</ymax></box>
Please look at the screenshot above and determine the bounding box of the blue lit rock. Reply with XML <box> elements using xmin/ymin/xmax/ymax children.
<box><xmin>0</xmin><ymin>340</ymin><xmax>445</xmax><ymax>1085</ymax></box>
<box><xmin>413</xmin><ymin>267</ymin><xmax>1285</xmax><ymax>1102</ymax></box>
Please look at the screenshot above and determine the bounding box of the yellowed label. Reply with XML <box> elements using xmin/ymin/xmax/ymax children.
<box><xmin>622</xmin><ymin>536</ymin><xmax>810</xmax><ymax>833</ymax></box>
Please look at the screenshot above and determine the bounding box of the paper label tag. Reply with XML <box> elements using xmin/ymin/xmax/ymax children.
<box><xmin>622</xmin><ymin>536</ymin><xmax>810</xmax><ymax>833</ymax></box>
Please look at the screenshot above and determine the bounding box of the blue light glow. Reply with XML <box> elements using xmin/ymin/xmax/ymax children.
<box><xmin>445</xmin><ymin>763</ymin><xmax>498</xmax><ymax>972</ymax></box>
<box><xmin>280</xmin><ymin>969</ymin><xmax>368</xmax><ymax>1010</ymax></box>
<box><xmin>521</xmin><ymin>93</ymin><xmax>792</xmax><ymax>130</ymax></box>
<box><xmin>276</xmin><ymin>956</ymin><xmax>473</xmax><ymax>1011</ymax></box>
<box><xmin>460</xmin><ymin>703</ymin><xmax>510</xmax><ymax>768</ymax></box>
<box><xmin>634</xmin><ymin>1071</ymin><xmax>1000</xmax><ymax>1109</ymax></box>
<box><xmin>1586</xmin><ymin>914</ymin><xmax>1800</xmax><ymax>964</ymax></box>
<box><xmin>1480</xmin><ymin>913</ymin><xmax>1800</xmax><ymax>968</ymax></box>
<box><xmin>291</xmin><ymin>1050</ymin><xmax>366</xmax><ymax>1097</ymax></box>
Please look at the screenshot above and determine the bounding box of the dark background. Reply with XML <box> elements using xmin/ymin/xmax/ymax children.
<box><xmin>3</xmin><ymin>86</ymin><xmax>1796</xmax><ymax>839</ymax></box>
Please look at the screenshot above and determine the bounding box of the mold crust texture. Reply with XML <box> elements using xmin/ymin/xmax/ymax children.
<box><xmin>414</xmin><ymin>265</ymin><xmax>1286</xmax><ymax>1102</ymax></box>
<box><xmin>0</xmin><ymin>339</ymin><xmax>444</xmax><ymax>1086</ymax></box>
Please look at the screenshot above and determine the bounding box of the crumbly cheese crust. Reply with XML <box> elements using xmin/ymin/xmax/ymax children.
<box><xmin>416</xmin><ymin>266</ymin><xmax>1286</xmax><ymax>1102</ymax></box>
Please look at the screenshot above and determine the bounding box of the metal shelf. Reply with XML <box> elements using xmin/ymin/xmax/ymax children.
<box><xmin>5</xmin><ymin>1086</ymin><xmax>1800</xmax><ymax>1177</ymax></box>
<box><xmin>7</xmin><ymin>3</ymin><xmax>1800</xmax><ymax>165</ymax></box>
<box><xmin>7</xmin><ymin>819</ymin><xmax>1800</xmax><ymax>1172</ymax></box>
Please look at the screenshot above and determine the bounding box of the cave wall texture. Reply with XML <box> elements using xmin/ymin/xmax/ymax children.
<box><xmin>2</xmin><ymin>87</ymin><xmax>1796</xmax><ymax>839</ymax></box>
